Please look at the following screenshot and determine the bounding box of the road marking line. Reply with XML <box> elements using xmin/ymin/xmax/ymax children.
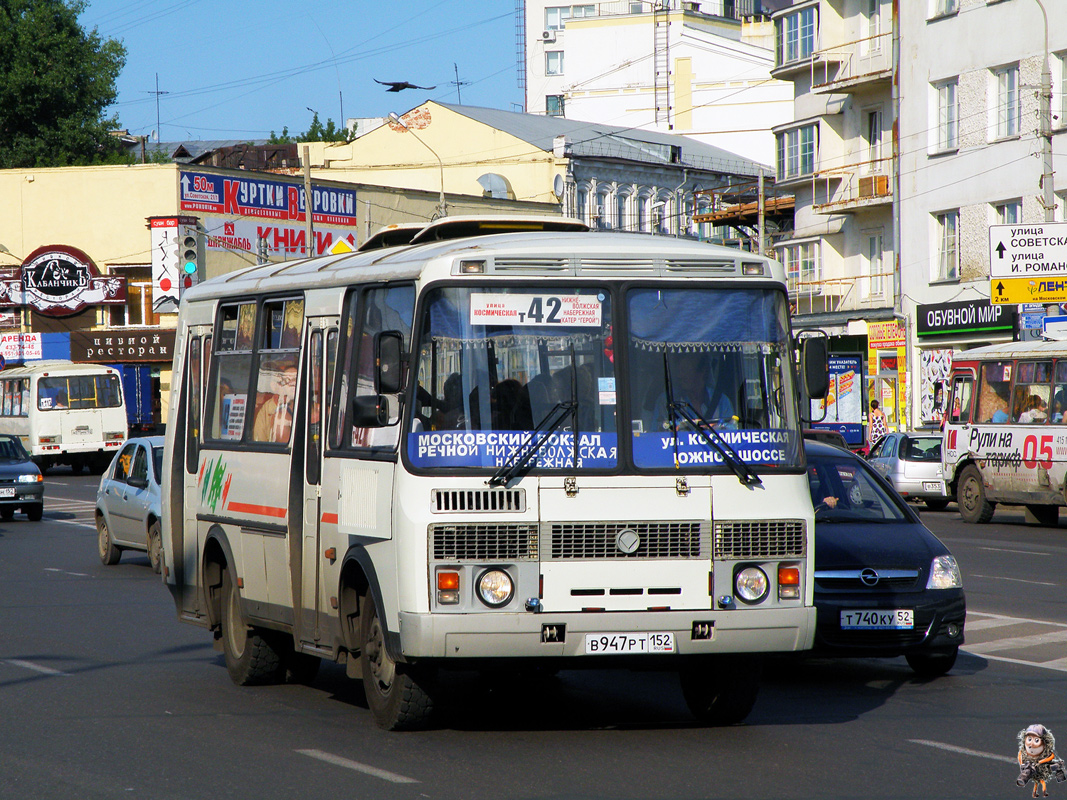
<box><xmin>49</xmin><ymin>519</ymin><xmax>95</xmax><ymax>529</ymax></box>
<box><xmin>909</xmin><ymin>739</ymin><xmax>1015</xmax><ymax>765</ymax></box>
<box><xmin>970</xmin><ymin>574</ymin><xmax>1057</xmax><ymax>587</ymax></box>
<box><xmin>296</xmin><ymin>749</ymin><xmax>419</xmax><ymax>784</ymax></box>
<box><xmin>978</xmin><ymin>546</ymin><xmax>1049</xmax><ymax>556</ymax></box>
<box><xmin>5</xmin><ymin>660</ymin><xmax>70</xmax><ymax>677</ymax></box>
<box><xmin>964</xmin><ymin>617</ymin><xmax>1029</xmax><ymax>632</ymax></box>
<box><xmin>966</xmin><ymin>629</ymin><xmax>1067</xmax><ymax>654</ymax></box>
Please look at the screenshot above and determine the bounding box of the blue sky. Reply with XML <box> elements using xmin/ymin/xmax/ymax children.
<box><xmin>80</xmin><ymin>0</ymin><xmax>525</xmax><ymax>142</ymax></box>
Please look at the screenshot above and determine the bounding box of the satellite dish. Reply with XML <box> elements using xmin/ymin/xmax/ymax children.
<box><xmin>553</xmin><ymin>174</ymin><xmax>565</xmax><ymax>199</ymax></box>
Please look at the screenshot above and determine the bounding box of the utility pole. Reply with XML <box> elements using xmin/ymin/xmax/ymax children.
<box><xmin>303</xmin><ymin>146</ymin><xmax>315</xmax><ymax>258</ymax></box>
<box><xmin>1035</xmin><ymin>0</ymin><xmax>1054</xmax><ymax>222</ymax></box>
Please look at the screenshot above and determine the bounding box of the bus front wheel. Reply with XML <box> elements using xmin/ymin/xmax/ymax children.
<box><xmin>957</xmin><ymin>465</ymin><xmax>995</xmax><ymax>524</ymax></box>
<box><xmin>221</xmin><ymin>568</ymin><xmax>283</xmax><ymax>686</ymax></box>
<box><xmin>679</xmin><ymin>655</ymin><xmax>762</xmax><ymax>726</ymax></box>
<box><xmin>359</xmin><ymin>590</ymin><xmax>434</xmax><ymax>730</ymax></box>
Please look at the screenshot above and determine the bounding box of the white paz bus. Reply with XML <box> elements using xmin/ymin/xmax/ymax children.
<box><xmin>943</xmin><ymin>337</ymin><xmax>1067</xmax><ymax>525</ymax></box>
<box><xmin>0</xmin><ymin>360</ymin><xmax>127</xmax><ymax>473</ymax></box>
<box><xmin>162</xmin><ymin>217</ymin><xmax>828</xmax><ymax>730</ymax></box>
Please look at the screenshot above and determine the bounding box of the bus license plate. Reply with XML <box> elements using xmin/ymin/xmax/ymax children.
<box><xmin>0</xmin><ymin>488</ymin><xmax>13</xmax><ymax>498</ymax></box>
<box><xmin>584</xmin><ymin>632</ymin><xmax>675</xmax><ymax>654</ymax></box>
<box><xmin>840</xmin><ymin>609</ymin><xmax>913</xmax><ymax>630</ymax></box>
<box><xmin>922</xmin><ymin>481</ymin><xmax>943</xmax><ymax>493</ymax></box>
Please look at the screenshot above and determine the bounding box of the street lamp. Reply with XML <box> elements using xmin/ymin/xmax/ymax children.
<box><xmin>388</xmin><ymin>112</ymin><xmax>447</xmax><ymax>219</ymax></box>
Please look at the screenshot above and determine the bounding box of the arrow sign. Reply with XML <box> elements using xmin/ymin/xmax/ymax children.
<box><xmin>995</xmin><ymin>242</ymin><xmax>1006</xmax><ymax>259</ymax></box>
<box><xmin>989</xmin><ymin>222</ymin><xmax>1067</xmax><ymax>278</ymax></box>
<box><xmin>996</xmin><ymin>281</ymin><xmax>1004</xmax><ymax>297</ymax></box>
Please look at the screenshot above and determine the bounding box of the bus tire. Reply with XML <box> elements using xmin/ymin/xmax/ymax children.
<box><xmin>221</xmin><ymin>568</ymin><xmax>283</xmax><ymax>686</ymax></box>
<box><xmin>957</xmin><ymin>465</ymin><xmax>995</xmax><ymax>524</ymax></box>
<box><xmin>97</xmin><ymin>516</ymin><xmax>120</xmax><ymax>565</ymax></box>
<box><xmin>679</xmin><ymin>655</ymin><xmax>762</xmax><ymax>726</ymax></box>
<box><xmin>25</xmin><ymin>503</ymin><xmax>43</xmax><ymax>522</ymax></box>
<box><xmin>147</xmin><ymin>521</ymin><xmax>163</xmax><ymax>574</ymax></box>
<box><xmin>359</xmin><ymin>590</ymin><xmax>434</xmax><ymax>730</ymax></box>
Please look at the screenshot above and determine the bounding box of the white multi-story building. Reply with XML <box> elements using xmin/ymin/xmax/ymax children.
<box><xmin>771</xmin><ymin>0</ymin><xmax>1067</xmax><ymax>430</ymax></box>
<box><xmin>521</xmin><ymin>1</ymin><xmax>793</xmax><ymax>164</ymax></box>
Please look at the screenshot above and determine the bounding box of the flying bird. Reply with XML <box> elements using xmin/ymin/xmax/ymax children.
<box><xmin>374</xmin><ymin>79</ymin><xmax>436</xmax><ymax>92</ymax></box>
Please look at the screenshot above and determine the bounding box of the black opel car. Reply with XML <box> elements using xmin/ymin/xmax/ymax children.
<box><xmin>806</xmin><ymin>440</ymin><xmax>965</xmax><ymax>676</ymax></box>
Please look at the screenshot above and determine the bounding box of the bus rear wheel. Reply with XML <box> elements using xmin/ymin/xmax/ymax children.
<box><xmin>359</xmin><ymin>590</ymin><xmax>434</xmax><ymax>730</ymax></box>
<box><xmin>221</xmin><ymin>569</ymin><xmax>283</xmax><ymax>686</ymax></box>
<box><xmin>679</xmin><ymin>655</ymin><xmax>762</xmax><ymax>726</ymax></box>
<box><xmin>957</xmin><ymin>465</ymin><xmax>995</xmax><ymax>524</ymax></box>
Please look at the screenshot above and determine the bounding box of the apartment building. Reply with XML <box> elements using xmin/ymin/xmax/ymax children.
<box><xmin>521</xmin><ymin>1</ymin><xmax>792</xmax><ymax>164</ymax></box>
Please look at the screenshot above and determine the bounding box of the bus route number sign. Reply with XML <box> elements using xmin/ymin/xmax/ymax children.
<box><xmin>470</xmin><ymin>294</ymin><xmax>602</xmax><ymax>327</ymax></box>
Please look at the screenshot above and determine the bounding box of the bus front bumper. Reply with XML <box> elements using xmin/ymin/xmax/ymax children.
<box><xmin>398</xmin><ymin>606</ymin><xmax>816</xmax><ymax>660</ymax></box>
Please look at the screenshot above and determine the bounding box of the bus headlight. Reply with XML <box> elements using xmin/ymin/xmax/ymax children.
<box><xmin>927</xmin><ymin>555</ymin><xmax>963</xmax><ymax>589</ymax></box>
<box><xmin>734</xmin><ymin>566</ymin><xmax>769</xmax><ymax>604</ymax></box>
<box><xmin>476</xmin><ymin>569</ymin><xmax>514</xmax><ymax>608</ymax></box>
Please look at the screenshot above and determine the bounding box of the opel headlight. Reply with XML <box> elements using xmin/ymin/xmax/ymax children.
<box><xmin>735</xmin><ymin>566</ymin><xmax>769</xmax><ymax>604</ymax></box>
<box><xmin>927</xmin><ymin>555</ymin><xmax>963</xmax><ymax>589</ymax></box>
<box><xmin>476</xmin><ymin>569</ymin><xmax>514</xmax><ymax>608</ymax></box>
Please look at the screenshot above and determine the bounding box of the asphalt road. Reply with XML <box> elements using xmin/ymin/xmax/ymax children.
<box><xmin>2</xmin><ymin>472</ymin><xmax>1066</xmax><ymax>800</ymax></box>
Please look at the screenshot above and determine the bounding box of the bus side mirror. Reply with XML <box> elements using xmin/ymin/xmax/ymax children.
<box><xmin>351</xmin><ymin>396</ymin><xmax>389</xmax><ymax>427</ymax></box>
<box><xmin>801</xmin><ymin>337</ymin><xmax>829</xmax><ymax>400</ymax></box>
<box><xmin>376</xmin><ymin>331</ymin><xmax>404</xmax><ymax>395</ymax></box>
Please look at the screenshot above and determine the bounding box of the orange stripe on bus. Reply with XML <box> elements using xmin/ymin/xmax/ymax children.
<box><xmin>321</xmin><ymin>512</ymin><xmax>338</xmax><ymax>524</ymax></box>
<box><xmin>227</xmin><ymin>502</ymin><xmax>287</xmax><ymax>518</ymax></box>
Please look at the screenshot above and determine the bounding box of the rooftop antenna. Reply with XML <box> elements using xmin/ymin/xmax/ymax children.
<box><xmin>144</xmin><ymin>73</ymin><xmax>169</xmax><ymax>143</ymax></box>
<box><xmin>451</xmin><ymin>63</ymin><xmax>470</xmax><ymax>104</ymax></box>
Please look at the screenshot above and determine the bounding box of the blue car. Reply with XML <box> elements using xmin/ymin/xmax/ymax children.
<box><xmin>806</xmin><ymin>440</ymin><xmax>966</xmax><ymax>676</ymax></box>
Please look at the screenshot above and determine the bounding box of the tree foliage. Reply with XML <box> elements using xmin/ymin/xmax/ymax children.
<box><xmin>269</xmin><ymin>112</ymin><xmax>352</xmax><ymax>144</ymax></box>
<box><xmin>0</xmin><ymin>0</ymin><xmax>127</xmax><ymax>168</ymax></box>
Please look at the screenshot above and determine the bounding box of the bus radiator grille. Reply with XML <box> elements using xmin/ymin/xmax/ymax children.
<box><xmin>431</xmin><ymin>488</ymin><xmax>526</xmax><ymax>513</ymax></box>
<box><xmin>547</xmin><ymin>521</ymin><xmax>708</xmax><ymax>560</ymax></box>
<box><xmin>431</xmin><ymin>524</ymin><xmax>539</xmax><ymax>561</ymax></box>
<box><xmin>713</xmin><ymin>520</ymin><xmax>806</xmax><ymax>559</ymax></box>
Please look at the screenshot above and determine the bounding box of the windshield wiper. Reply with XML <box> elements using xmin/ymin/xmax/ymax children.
<box><xmin>488</xmin><ymin>400</ymin><xmax>576</xmax><ymax>487</ymax></box>
<box><xmin>662</xmin><ymin>352</ymin><xmax>762</xmax><ymax>488</ymax></box>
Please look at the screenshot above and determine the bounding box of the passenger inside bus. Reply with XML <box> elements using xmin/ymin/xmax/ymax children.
<box><xmin>1017</xmin><ymin>394</ymin><xmax>1048</xmax><ymax>424</ymax></box>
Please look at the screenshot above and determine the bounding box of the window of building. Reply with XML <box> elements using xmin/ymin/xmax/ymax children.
<box><xmin>637</xmin><ymin>193</ymin><xmax>651</xmax><ymax>233</ymax></box>
<box><xmin>546</xmin><ymin>95</ymin><xmax>565</xmax><ymax>116</ymax></box>
<box><xmin>781</xmin><ymin>241</ymin><xmax>818</xmax><ymax>291</ymax></box>
<box><xmin>575</xmin><ymin>185</ymin><xmax>589</xmax><ymax>224</ymax></box>
<box><xmin>931</xmin><ymin>0</ymin><xmax>958</xmax><ymax>17</ymax></box>
<box><xmin>546</xmin><ymin>50</ymin><xmax>564</xmax><ymax>76</ymax></box>
<box><xmin>775</xmin><ymin>6</ymin><xmax>816</xmax><ymax>66</ymax></box>
<box><xmin>866</xmin><ymin>108</ymin><xmax>883</xmax><ymax>169</ymax></box>
<box><xmin>776</xmin><ymin>124</ymin><xmax>816</xmax><ymax>180</ymax></box>
<box><xmin>996</xmin><ymin>199</ymin><xmax>1022</xmax><ymax>225</ymax></box>
<box><xmin>109</xmin><ymin>266</ymin><xmax>160</xmax><ymax>327</ymax></box>
<box><xmin>864</xmin><ymin>0</ymin><xmax>881</xmax><ymax>53</ymax></box>
<box><xmin>935</xmin><ymin>210</ymin><xmax>959</xmax><ymax>281</ymax></box>
<box><xmin>995</xmin><ymin>64</ymin><xmax>1020</xmax><ymax>139</ymax></box>
<box><xmin>616</xmin><ymin>190</ymin><xmax>631</xmax><ymax>232</ymax></box>
<box><xmin>863</xmin><ymin>230</ymin><xmax>885</xmax><ymax>299</ymax></box>
<box><xmin>545</xmin><ymin>5</ymin><xmax>594</xmax><ymax>31</ymax></box>
<box><xmin>934</xmin><ymin>79</ymin><xmax>958</xmax><ymax>151</ymax></box>
<box><xmin>594</xmin><ymin>185</ymin><xmax>613</xmax><ymax>230</ymax></box>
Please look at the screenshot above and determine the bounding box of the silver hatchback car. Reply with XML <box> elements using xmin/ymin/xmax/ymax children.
<box><xmin>95</xmin><ymin>436</ymin><xmax>164</xmax><ymax>571</ymax></box>
<box><xmin>867</xmin><ymin>432</ymin><xmax>949</xmax><ymax>510</ymax></box>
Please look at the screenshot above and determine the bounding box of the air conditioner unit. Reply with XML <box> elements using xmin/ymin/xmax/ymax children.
<box><xmin>541</xmin><ymin>30</ymin><xmax>556</xmax><ymax>42</ymax></box>
<box><xmin>858</xmin><ymin>174</ymin><xmax>890</xmax><ymax>198</ymax></box>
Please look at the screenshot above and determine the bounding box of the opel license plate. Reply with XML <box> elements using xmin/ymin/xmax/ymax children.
<box><xmin>585</xmin><ymin>632</ymin><xmax>675</xmax><ymax>654</ymax></box>
<box><xmin>841</xmin><ymin>609</ymin><xmax>914</xmax><ymax>630</ymax></box>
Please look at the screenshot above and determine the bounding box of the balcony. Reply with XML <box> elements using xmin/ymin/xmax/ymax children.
<box><xmin>811</xmin><ymin>32</ymin><xmax>893</xmax><ymax>94</ymax></box>
<box><xmin>790</xmin><ymin>271</ymin><xmax>894</xmax><ymax>316</ymax></box>
<box><xmin>811</xmin><ymin>157</ymin><xmax>893</xmax><ymax>214</ymax></box>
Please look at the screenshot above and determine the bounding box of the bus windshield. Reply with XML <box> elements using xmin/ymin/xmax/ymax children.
<box><xmin>627</xmin><ymin>287</ymin><xmax>800</xmax><ymax>471</ymax></box>
<box><xmin>407</xmin><ymin>284</ymin><xmax>801</xmax><ymax>473</ymax></box>
<box><xmin>408</xmin><ymin>285</ymin><xmax>618</xmax><ymax>471</ymax></box>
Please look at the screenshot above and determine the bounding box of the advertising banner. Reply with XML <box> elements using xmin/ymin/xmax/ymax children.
<box><xmin>811</xmin><ymin>354</ymin><xmax>864</xmax><ymax>445</ymax></box>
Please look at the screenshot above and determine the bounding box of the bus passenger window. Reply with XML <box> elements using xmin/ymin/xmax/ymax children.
<box><xmin>977</xmin><ymin>362</ymin><xmax>1011</xmax><ymax>423</ymax></box>
<box><xmin>1053</xmin><ymin>362</ymin><xmax>1067</xmax><ymax>422</ymax></box>
<box><xmin>948</xmin><ymin>376</ymin><xmax>972</xmax><ymax>424</ymax></box>
<box><xmin>252</xmin><ymin>356</ymin><xmax>298</xmax><ymax>444</ymax></box>
<box><xmin>210</xmin><ymin>303</ymin><xmax>255</xmax><ymax>441</ymax></box>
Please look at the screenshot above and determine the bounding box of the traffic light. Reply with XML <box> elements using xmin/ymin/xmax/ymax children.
<box><xmin>180</xmin><ymin>230</ymin><xmax>198</xmax><ymax>275</ymax></box>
